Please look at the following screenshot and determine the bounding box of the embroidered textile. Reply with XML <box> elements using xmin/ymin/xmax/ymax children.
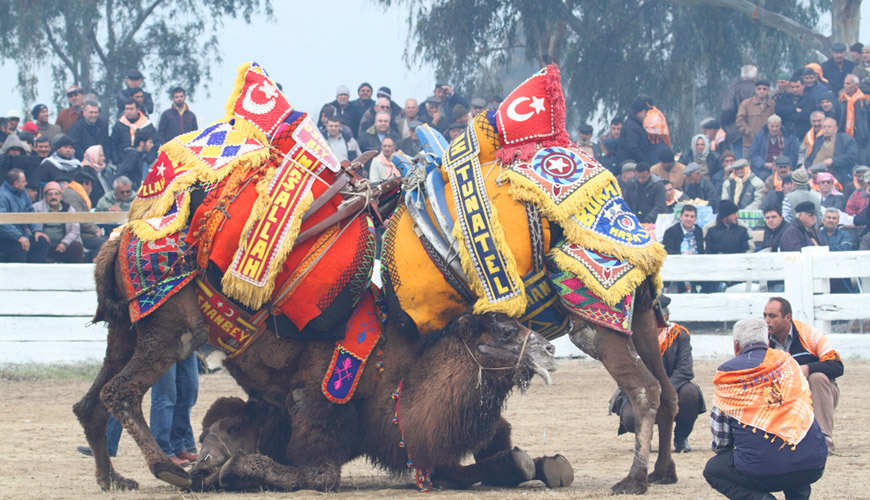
<box><xmin>517</xmin><ymin>269</ymin><xmax>573</xmax><ymax>340</ymax></box>
<box><xmin>548</xmin><ymin>239</ymin><xmax>650</xmax><ymax>307</ymax></box>
<box><xmin>225</xmin><ymin>62</ymin><xmax>294</xmax><ymax>143</ymax></box>
<box><xmin>196</xmin><ymin>278</ymin><xmax>265</xmax><ymax>358</ymax></box>
<box><xmin>322</xmin><ymin>290</ymin><xmax>382</xmax><ymax>404</ymax></box>
<box><xmin>547</xmin><ymin>258</ymin><xmax>636</xmax><ymax>334</ymax></box>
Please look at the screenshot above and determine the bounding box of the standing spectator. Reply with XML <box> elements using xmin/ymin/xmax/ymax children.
<box><xmin>0</xmin><ymin>118</ymin><xmax>8</xmax><ymax>144</ymax></box>
<box><xmin>327</xmin><ymin>85</ymin><xmax>353</xmax><ymax>128</ymax></box>
<box><xmin>150</xmin><ymin>353</ymin><xmax>200</xmax><ymax>467</ymax></box>
<box><xmin>736</xmin><ymin>80</ymin><xmax>775</xmax><ymax>160</ymax></box>
<box><xmin>817</xmin><ymin>172</ymin><xmax>846</xmax><ymax>211</ymax></box>
<box><xmin>62</xmin><ymin>170</ymin><xmax>106</xmax><ymax>259</ymax></box>
<box><xmin>846</xmin><ymin>166</ymin><xmax>870</xmax><ymax>215</ymax></box>
<box><xmin>434</xmin><ymin>81</ymin><xmax>469</xmax><ymax>122</ymax></box>
<box><xmin>853</xmin><ymin>45</ymin><xmax>870</xmax><ymax>83</ymax></box>
<box><xmin>0</xmin><ymin>168</ymin><xmax>49</xmax><ymax>262</ymax></box>
<box><xmin>818</xmin><ymin>208</ymin><xmax>852</xmax><ymax>251</ymax></box>
<box><xmin>30</xmin><ymin>104</ymin><xmax>62</xmax><ymax>143</ymax></box>
<box><xmin>700</xmin><ymin>118</ymin><xmax>726</xmax><ymax>152</ymax></box>
<box><xmin>703</xmin><ymin>318</ymin><xmax>827</xmax><ymax>500</ymax></box>
<box><xmin>772</xmin><ymin>72</ymin><xmax>793</xmax><ymax>100</ymax></box>
<box><xmin>346</xmin><ymin>82</ymin><xmax>374</xmax><ymax>139</ymax></box>
<box><xmin>5</xmin><ymin>111</ymin><xmax>20</xmax><ymax>133</ymax></box>
<box><xmin>705</xmin><ymin>200</ymin><xmax>751</xmax><ymax>255</ymax></box>
<box><xmin>576</xmin><ymin>123</ymin><xmax>595</xmax><ymax>157</ymax></box>
<box><xmin>369</xmin><ymin>137</ymin><xmax>399</xmax><ymax>184</ymax></box>
<box><xmin>56</xmin><ymin>85</ymin><xmax>85</xmax><ymax>134</ymax></box>
<box><xmin>595</xmin><ymin>117</ymin><xmax>622</xmax><ymax>172</ymax></box>
<box><xmin>663</xmin><ymin>204</ymin><xmax>704</xmax><ymax>255</ymax></box>
<box><xmin>765</xmin><ymin>297</ymin><xmax>844</xmax><ymax>453</ymax></box>
<box><xmin>358</xmin><ymin>112</ymin><xmax>400</xmax><ymax>159</ymax></box>
<box><xmin>623</xmin><ymin>162</ymin><xmax>665</xmax><ymax>224</ymax></box>
<box><xmin>802</xmin><ymin>64</ymin><xmax>831</xmax><ymax>107</ymax></box>
<box><xmin>643</xmin><ymin>102</ymin><xmax>671</xmax><ymax>164</ymax></box>
<box><xmin>682</xmin><ymin>163</ymin><xmax>719</xmax><ymax>212</ymax></box>
<box><xmin>712</xmin><ymin>149</ymin><xmax>736</xmax><ymax>196</ymax></box>
<box><xmin>67</xmin><ymin>101</ymin><xmax>111</xmax><ymax>162</ymax></box>
<box><xmin>81</xmin><ymin>145</ymin><xmax>112</xmax><ymax>207</ymax></box>
<box><xmin>720</xmin><ymin>65</ymin><xmax>758</xmax><ymax>157</ymax></box>
<box><xmin>396</xmin><ymin>98</ymin><xmax>420</xmax><ymax>139</ymax></box>
<box><xmin>854</xmin><ymin>176</ymin><xmax>870</xmax><ymax>248</ymax></box>
<box><xmin>749</xmin><ymin>115</ymin><xmax>798</xmax><ymax>181</ymax></box>
<box><xmin>358</xmin><ymin>97</ymin><xmax>398</xmax><ymax>137</ymax></box>
<box><xmin>38</xmin><ymin>135</ymin><xmax>81</xmax><ymax>186</ymax></box>
<box><xmin>324</xmin><ymin>116</ymin><xmax>359</xmax><ymax>163</ymax></box>
<box><xmin>776</xmin><ymin>74</ymin><xmax>815</xmax><ymax>140</ymax></box>
<box><xmin>111</xmin><ymin>99</ymin><xmax>156</xmax><ymax>166</ymax></box>
<box><xmin>837</xmin><ymin>74</ymin><xmax>870</xmax><ymax>163</ymax></box>
<box><xmin>681</xmin><ymin>134</ymin><xmax>721</xmax><ymax>182</ymax></box>
<box><xmin>157</xmin><ymin>87</ymin><xmax>198</xmax><ymax>145</ymax></box>
<box><xmin>799</xmin><ymin>111</ymin><xmax>826</xmax><ymax>166</ymax></box>
<box><xmin>806</xmin><ymin>117</ymin><xmax>858</xmax><ymax>186</ymax></box>
<box><xmin>96</xmin><ymin>176</ymin><xmax>135</xmax><ymax>213</ymax></box>
<box><xmin>757</xmin><ymin>206</ymin><xmax>786</xmax><ymax>252</ymax></box>
<box><xmin>821</xmin><ymin>42</ymin><xmax>856</xmax><ymax>95</ymax></box>
<box><xmin>32</xmin><ymin>182</ymin><xmax>83</xmax><ymax>263</ymax></box>
<box><xmin>780</xmin><ymin>201</ymin><xmax>821</xmax><ymax>251</ymax></box>
<box><xmin>117</xmin><ymin>130</ymin><xmax>155</xmax><ymax>191</ymax></box>
<box><xmin>377</xmin><ymin>86</ymin><xmax>403</xmax><ymax>121</ymax></box>
<box><xmin>851</xmin><ymin>42</ymin><xmax>864</xmax><ymax>63</ymax></box>
<box><xmin>115</xmin><ymin>69</ymin><xmax>154</xmax><ymax>116</ymax></box>
<box><xmin>616</xmin><ymin>95</ymin><xmax>653</xmax><ymax>165</ymax></box>
<box><xmin>784</xmin><ymin>168</ymin><xmax>821</xmax><ymax>222</ymax></box>
<box><xmin>721</xmin><ymin>159</ymin><xmax>764</xmax><ymax>210</ymax></box>
<box><xmin>396</xmin><ymin>120</ymin><xmax>423</xmax><ymax>157</ymax></box>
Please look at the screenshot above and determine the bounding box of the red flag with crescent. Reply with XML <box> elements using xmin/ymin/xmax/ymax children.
<box><xmin>232</xmin><ymin>66</ymin><xmax>293</xmax><ymax>139</ymax></box>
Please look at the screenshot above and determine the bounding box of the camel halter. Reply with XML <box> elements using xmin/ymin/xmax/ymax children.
<box><xmin>200</xmin><ymin>431</ymin><xmax>233</xmax><ymax>488</ymax></box>
<box><xmin>461</xmin><ymin>327</ymin><xmax>533</xmax><ymax>388</ymax></box>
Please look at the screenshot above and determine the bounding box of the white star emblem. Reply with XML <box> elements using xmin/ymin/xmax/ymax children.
<box><xmin>603</xmin><ymin>205</ymin><xmax>621</xmax><ymax>222</ymax></box>
<box><xmin>530</xmin><ymin>96</ymin><xmax>546</xmax><ymax>114</ymax></box>
<box><xmin>216</xmin><ymin>300</ymin><xmax>223</xmax><ymax>308</ymax></box>
<box><xmin>155</xmin><ymin>164</ymin><xmax>166</xmax><ymax>177</ymax></box>
<box><xmin>547</xmin><ymin>157</ymin><xmax>570</xmax><ymax>174</ymax></box>
<box><xmin>259</xmin><ymin>82</ymin><xmax>279</xmax><ymax>99</ymax></box>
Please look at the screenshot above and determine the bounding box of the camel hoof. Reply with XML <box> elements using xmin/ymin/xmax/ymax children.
<box><xmin>480</xmin><ymin>448</ymin><xmax>535</xmax><ymax>487</ymax></box>
<box><xmin>99</xmin><ymin>473</ymin><xmax>139</xmax><ymax>491</ymax></box>
<box><xmin>611</xmin><ymin>476</ymin><xmax>648</xmax><ymax>495</ymax></box>
<box><xmin>533</xmin><ymin>454</ymin><xmax>574</xmax><ymax>488</ymax></box>
<box><xmin>648</xmin><ymin>466</ymin><xmax>677</xmax><ymax>485</ymax></box>
<box><xmin>155</xmin><ymin>462</ymin><xmax>192</xmax><ymax>489</ymax></box>
<box><xmin>507</xmin><ymin>448</ymin><xmax>536</xmax><ymax>485</ymax></box>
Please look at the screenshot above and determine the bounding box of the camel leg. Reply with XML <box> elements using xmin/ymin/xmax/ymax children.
<box><xmin>100</xmin><ymin>286</ymin><xmax>208</xmax><ymax>489</ymax></box>
<box><xmin>434</xmin><ymin>447</ymin><xmax>535</xmax><ymax>489</ymax></box>
<box><xmin>631</xmin><ymin>308</ymin><xmax>678</xmax><ymax>485</ymax></box>
<box><xmin>570</xmin><ymin>321</ymin><xmax>659</xmax><ymax>495</ymax></box>
<box><xmin>73</xmin><ymin>320</ymin><xmax>138</xmax><ymax>491</ymax></box>
<box><xmin>217</xmin><ymin>453</ymin><xmax>342</xmax><ymax>492</ymax></box>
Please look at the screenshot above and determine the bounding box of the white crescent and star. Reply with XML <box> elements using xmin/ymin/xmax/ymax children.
<box><xmin>506</xmin><ymin>95</ymin><xmax>546</xmax><ymax>122</ymax></box>
<box><xmin>242</xmin><ymin>81</ymin><xmax>279</xmax><ymax>115</ymax></box>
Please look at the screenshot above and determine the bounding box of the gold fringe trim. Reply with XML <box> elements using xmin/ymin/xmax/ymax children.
<box><xmin>560</xmin><ymin>223</ymin><xmax>667</xmax><ymax>276</ymax></box>
<box><xmin>549</xmin><ymin>245</ymin><xmax>652</xmax><ymax>307</ymax></box>
<box><xmin>127</xmin><ymin>190</ymin><xmax>193</xmax><ymax>241</ymax></box>
<box><xmin>222</xmin><ymin>62</ymin><xmax>270</xmax><ymax>145</ymax></box>
<box><xmin>451</xmin><ymin>202</ymin><xmax>527</xmax><ymax>317</ymax></box>
<box><xmin>504</xmin><ymin>167</ymin><xmax>617</xmax><ymax>226</ymax></box>
<box><xmin>220</xmin><ymin>164</ymin><xmax>315</xmax><ymax>310</ymax></box>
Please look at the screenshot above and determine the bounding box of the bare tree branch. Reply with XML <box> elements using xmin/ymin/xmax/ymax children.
<box><xmin>41</xmin><ymin>17</ymin><xmax>77</xmax><ymax>80</ymax></box>
<box><xmin>106</xmin><ymin>0</ymin><xmax>116</xmax><ymax>51</ymax></box>
<box><xmin>120</xmin><ymin>0</ymin><xmax>168</xmax><ymax>50</ymax></box>
<box><xmin>89</xmin><ymin>28</ymin><xmax>109</xmax><ymax>67</ymax></box>
<box><xmin>666</xmin><ymin>0</ymin><xmax>829</xmax><ymax>53</ymax></box>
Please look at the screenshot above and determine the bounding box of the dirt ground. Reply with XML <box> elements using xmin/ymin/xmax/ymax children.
<box><xmin>0</xmin><ymin>359</ymin><xmax>865</xmax><ymax>500</ymax></box>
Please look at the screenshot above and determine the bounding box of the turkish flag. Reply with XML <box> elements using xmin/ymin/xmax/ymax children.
<box><xmin>138</xmin><ymin>150</ymin><xmax>182</xmax><ymax>200</ymax></box>
<box><xmin>496</xmin><ymin>64</ymin><xmax>569</xmax><ymax>148</ymax></box>
<box><xmin>232</xmin><ymin>66</ymin><xmax>293</xmax><ymax>139</ymax></box>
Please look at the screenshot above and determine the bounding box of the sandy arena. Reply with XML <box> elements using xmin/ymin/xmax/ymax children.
<box><xmin>0</xmin><ymin>359</ymin><xmax>865</xmax><ymax>499</ymax></box>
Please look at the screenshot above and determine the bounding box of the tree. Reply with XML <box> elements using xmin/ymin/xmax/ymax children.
<box><xmin>0</xmin><ymin>0</ymin><xmax>272</xmax><ymax>114</ymax></box>
<box><xmin>379</xmin><ymin>0</ymin><xmax>855</xmax><ymax>149</ymax></box>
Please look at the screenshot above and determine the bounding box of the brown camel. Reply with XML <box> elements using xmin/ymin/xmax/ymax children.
<box><xmin>73</xmin><ymin>236</ymin><xmax>570</xmax><ymax>491</ymax></box>
<box><xmin>187</xmin><ymin>312</ymin><xmax>566</xmax><ymax>492</ymax></box>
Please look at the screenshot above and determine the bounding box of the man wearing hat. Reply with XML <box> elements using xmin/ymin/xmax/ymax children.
<box><xmin>837</xmin><ymin>74</ymin><xmax>870</xmax><ymax>162</ymax></box>
<box><xmin>576</xmin><ymin>123</ymin><xmax>595</xmax><ymax>157</ymax></box>
<box><xmin>327</xmin><ymin>85</ymin><xmax>353</xmax><ymax>129</ymax></box>
<box><xmin>623</xmin><ymin>161</ymin><xmax>666</xmax><ymax>223</ymax></box>
<box><xmin>62</xmin><ymin>169</ymin><xmax>106</xmax><ymax>258</ymax></box>
<box><xmin>56</xmin><ymin>85</ymin><xmax>85</xmax><ymax>134</ymax></box>
<box><xmin>6</xmin><ymin>110</ymin><xmax>21</xmax><ymax>133</ymax></box>
<box><xmin>38</xmin><ymin>134</ymin><xmax>81</xmax><ymax>186</ymax></box>
<box><xmin>720</xmin><ymin>65</ymin><xmax>758</xmax><ymax>157</ymax></box>
<box><xmin>347</xmin><ymin>82</ymin><xmax>375</xmax><ymax>139</ymax></box>
<box><xmin>0</xmin><ymin>168</ymin><xmax>49</xmax><ymax>263</ymax></box>
<box><xmin>30</xmin><ymin>104</ymin><xmax>62</xmax><ymax>143</ymax></box>
<box><xmin>762</xmin><ymin>155</ymin><xmax>794</xmax><ymax>196</ymax></box>
<box><xmin>749</xmin><ymin>114</ymin><xmax>798</xmax><ymax>182</ymax></box>
<box><xmin>783</xmin><ymin>168</ymin><xmax>821</xmax><ymax>222</ymax></box>
<box><xmin>722</xmin><ymin>158</ymin><xmax>764</xmax><ymax>210</ymax></box>
<box><xmin>821</xmin><ymin>42</ymin><xmax>856</xmax><ymax>95</ymax></box>
<box><xmin>445</xmin><ymin>121</ymin><xmax>465</xmax><ymax>141</ymax></box>
<box><xmin>706</xmin><ymin>199</ymin><xmax>751</xmax><ymax>255</ymax></box>
<box><xmin>819</xmin><ymin>91</ymin><xmax>839</xmax><ymax>122</ymax></box>
<box><xmin>616</xmin><ymin>95</ymin><xmax>654</xmax><ymax>165</ymax></box>
<box><xmin>806</xmin><ymin>117</ymin><xmax>858</xmax><ymax>186</ymax></box>
<box><xmin>736</xmin><ymin>80</ymin><xmax>775</xmax><ymax>160</ymax></box>
<box><xmin>423</xmin><ymin>95</ymin><xmax>449</xmax><ymax>133</ymax></box>
<box><xmin>651</xmin><ymin>147</ymin><xmax>686</xmax><ymax>189</ymax></box>
<box><xmin>115</xmin><ymin>69</ymin><xmax>154</xmax><ymax>116</ymax></box>
<box><xmin>396</xmin><ymin>119</ymin><xmax>423</xmax><ymax>157</ymax></box>
<box><xmin>699</xmin><ymin>117</ymin><xmax>725</xmax><ymax>152</ymax></box>
<box><xmin>683</xmin><ymin>162</ymin><xmax>719</xmax><ymax>212</ymax></box>
<box><xmin>773</xmin><ymin>72</ymin><xmax>793</xmax><ymax>100</ymax></box>
<box><xmin>780</xmin><ymin>201</ymin><xmax>821</xmax><ymax>251</ymax></box>
<box><xmin>817</xmin><ymin>171</ymin><xmax>846</xmax><ymax>210</ymax></box>
<box><xmin>31</xmin><ymin>181</ymin><xmax>84</xmax><ymax>263</ymax></box>
<box><xmin>617</xmin><ymin>160</ymin><xmax>636</xmax><ymax>190</ymax></box>
<box><xmin>846</xmin><ymin>165</ymin><xmax>870</xmax><ymax>214</ymax></box>
<box><xmin>434</xmin><ymin>81</ymin><xmax>469</xmax><ymax>123</ymax></box>
<box><xmin>469</xmin><ymin>97</ymin><xmax>487</xmax><ymax>117</ymax></box>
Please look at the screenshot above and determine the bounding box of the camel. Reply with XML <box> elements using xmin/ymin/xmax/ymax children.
<box><xmin>186</xmin><ymin>312</ymin><xmax>566</xmax><ymax>492</ymax></box>
<box><xmin>73</xmin><ymin>236</ymin><xmax>571</xmax><ymax>491</ymax></box>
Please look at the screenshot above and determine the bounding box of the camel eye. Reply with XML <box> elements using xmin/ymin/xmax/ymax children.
<box><xmin>229</xmin><ymin>425</ymin><xmax>243</xmax><ymax>434</ymax></box>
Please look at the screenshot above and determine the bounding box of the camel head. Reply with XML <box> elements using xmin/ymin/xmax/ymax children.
<box><xmin>190</xmin><ymin>396</ymin><xmax>289</xmax><ymax>491</ymax></box>
<box><xmin>451</xmin><ymin>312</ymin><xmax>557</xmax><ymax>388</ymax></box>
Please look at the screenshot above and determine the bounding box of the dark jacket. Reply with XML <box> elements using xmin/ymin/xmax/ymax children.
<box><xmin>820</xmin><ymin>192</ymin><xmax>847</xmax><ymax>211</ymax></box>
<box><xmin>326</xmin><ymin>99</ymin><xmax>354</xmax><ymax>128</ymax></box>
<box><xmin>820</xmin><ymin>58</ymin><xmax>856</xmax><ymax>95</ymax></box>
<box><xmin>661</xmin><ymin>325</ymin><xmax>700</xmax><ymax>393</ymax></box>
<box><xmin>662</xmin><ymin>223</ymin><xmax>705</xmax><ymax>255</ymax></box>
<box><xmin>110</xmin><ymin>117</ymin><xmax>156</xmax><ymax>165</ymax></box>
<box><xmin>720</xmin><ymin>79</ymin><xmax>757</xmax><ymax>141</ymax></box>
<box><xmin>157</xmin><ymin>105</ymin><xmax>198</xmax><ymax>145</ymax></box>
<box><xmin>836</xmin><ymin>94</ymin><xmax>870</xmax><ymax>148</ymax></box>
<box><xmin>67</xmin><ymin>116</ymin><xmax>111</xmax><ymax>161</ymax></box>
<box><xmin>616</xmin><ymin>114</ymin><xmax>651</xmax><ymax>165</ymax></box>
<box><xmin>805</xmin><ymin>132</ymin><xmax>858</xmax><ymax>183</ymax></box>
<box><xmin>805</xmin><ymin>81</ymin><xmax>831</xmax><ymax>107</ymax></box>
<box><xmin>623</xmin><ymin>176</ymin><xmax>666</xmax><ymax>223</ymax></box>
<box><xmin>115</xmin><ymin>87</ymin><xmax>154</xmax><ymax>116</ymax></box>
<box><xmin>682</xmin><ymin>177</ymin><xmax>720</xmax><ymax>213</ymax></box>
<box><xmin>680</xmin><ymin>148</ymin><xmax>722</xmax><ymax>181</ymax></box>
<box><xmin>757</xmin><ymin>222</ymin><xmax>786</xmax><ymax>252</ymax></box>
<box><xmin>775</xmin><ymin>91</ymin><xmax>815</xmax><ymax>139</ymax></box>
<box><xmin>778</xmin><ymin>322</ymin><xmax>845</xmax><ymax>381</ymax></box>
<box><xmin>705</xmin><ymin>221</ymin><xmax>750</xmax><ymax>254</ymax></box>
<box><xmin>779</xmin><ymin>219</ymin><xmax>819</xmax><ymax>251</ymax></box>
<box><xmin>117</xmin><ymin>147</ymin><xmax>146</xmax><ymax>191</ymax></box>
<box><xmin>749</xmin><ymin>126</ymin><xmax>799</xmax><ymax>178</ymax></box>
<box><xmin>0</xmin><ymin>180</ymin><xmax>40</xmax><ymax>241</ymax></box>
<box><xmin>357</xmin><ymin>127</ymin><xmax>401</xmax><ymax>157</ymax></box>
<box><xmin>346</xmin><ymin>98</ymin><xmax>374</xmax><ymax>139</ymax></box>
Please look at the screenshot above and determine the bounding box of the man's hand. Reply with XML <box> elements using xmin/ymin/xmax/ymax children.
<box><xmin>801</xmin><ymin>364</ymin><xmax>810</xmax><ymax>377</ymax></box>
<box><xmin>18</xmin><ymin>236</ymin><xmax>30</xmax><ymax>251</ymax></box>
<box><xmin>764</xmin><ymin>162</ymin><xmax>775</xmax><ymax>170</ymax></box>
<box><xmin>56</xmin><ymin>243</ymin><xmax>67</xmax><ymax>253</ymax></box>
<box><xmin>824</xmin><ymin>158</ymin><xmax>834</xmax><ymax>167</ymax></box>
<box><xmin>108</xmin><ymin>205</ymin><xmax>121</xmax><ymax>212</ymax></box>
<box><xmin>34</xmin><ymin>231</ymin><xmax>49</xmax><ymax>243</ymax></box>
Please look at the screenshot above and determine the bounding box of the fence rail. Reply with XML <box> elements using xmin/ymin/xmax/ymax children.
<box><xmin>0</xmin><ymin>211</ymin><xmax>128</xmax><ymax>224</ymax></box>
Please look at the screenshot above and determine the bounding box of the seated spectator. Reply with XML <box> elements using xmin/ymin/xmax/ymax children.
<box><xmin>799</xmin><ymin>110</ymin><xmax>825</xmax><ymax>167</ymax></box>
<box><xmin>761</xmin><ymin>155</ymin><xmax>792</xmax><ymax>196</ymax></box>
<box><xmin>396</xmin><ymin>98</ymin><xmax>420</xmax><ymax>139</ymax></box>
<box><xmin>0</xmin><ymin>168</ymin><xmax>50</xmax><ymax>262</ymax></box>
<box><xmin>358</xmin><ymin>111</ymin><xmax>401</xmax><ymax>161</ymax></box>
<box><xmin>117</xmin><ymin>129</ymin><xmax>154</xmax><ymax>191</ymax></box>
<box><xmin>846</xmin><ymin>166</ymin><xmax>870</xmax><ymax>215</ymax></box>
<box><xmin>609</xmin><ymin>295</ymin><xmax>704</xmax><ymax>452</ymax></box>
<box><xmin>651</xmin><ymin>148</ymin><xmax>686</xmax><ymax>189</ymax></box>
<box><xmin>396</xmin><ymin>120</ymin><xmax>423</xmax><ymax>157</ymax></box>
<box><xmin>663</xmin><ymin>204</ymin><xmax>704</xmax><ymax>255</ymax></box>
<box><xmin>358</xmin><ymin>97</ymin><xmax>398</xmax><ymax>137</ymax></box>
<box><xmin>38</xmin><ymin>135</ymin><xmax>81</xmax><ymax>186</ymax></box>
<box><xmin>446</xmin><ymin>122</ymin><xmax>464</xmax><ymax>141</ymax></box>
<box><xmin>617</xmin><ymin>160</ymin><xmax>636</xmax><ymax>191</ymax></box>
<box><xmin>701</xmin><ymin>118</ymin><xmax>727</xmax><ymax>153</ymax></box>
<box><xmin>711</xmin><ymin>149</ymin><xmax>736</xmax><ymax>195</ymax></box>
<box><xmin>705</xmin><ymin>200</ymin><xmax>750</xmax><ymax>254</ymax></box>
<box><xmin>422</xmin><ymin>96</ymin><xmax>449</xmax><ymax>133</ymax></box>
<box><xmin>681</xmin><ymin>133</ymin><xmax>721</xmax><ymax>182</ymax></box>
<box><xmin>451</xmin><ymin>104</ymin><xmax>471</xmax><ymax>128</ymax></box>
<box><xmin>30</xmin><ymin>104</ymin><xmax>62</xmax><ymax>143</ymax></box>
<box><xmin>663</xmin><ymin>181</ymin><xmax>688</xmax><ymax>214</ymax></box>
<box><xmin>576</xmin><ymin>123</ymin><xmax>595</xmax><ymax>157</ymax></box>
<box><xmin>721</xmin><ymin>159</ymin><xmax>764</xmax><ymax>210</ymax></box>
<box><xmin>68</xmin><ymin>100</ymin><xmax>111</xmax><ymax>162</ymax></box>
<box><xmin>762</xmin><ymin>173</ymin><xmax>794</xmax><ymax>220</ymax></box>
<box><xmin>623</xmin><ymin>162</ymin><xmax>665</xmax><ymax>224</ymax></box>
<box><xmin>96</xmin><ymin>176</ymin><xmax>135</xmax><ymax>213</ymax></box>
<box><xmin>1</xmin><ymin>133</ymin><xmax>30</xmax><ymax>157</ymax></box>
<box><xmin>783</xmin><ymin>169</ymin><xmax>821</xmax><ymax>222</ymax></box>
<box><xmin>818</xmin><ymin>207</ymin><xmax>852</xmax><ymax>252</ymax></box>
<box><xmin>757</xmin><ymin>205</ymin><xmax>786</xmax><ymax>252</ymax></box>
<box><xmin>81</xmin><ymin>145</ymin><xmax>113</xmax><ymax>208</ymax></box>
<box><xmin>806</xmin><ymin>117</ymin><xmax>858</xmax><ymax>186</ymax></box>
<box><xmin>817</xmin><ymin>172</ymin><xmax>846</xmax><ymax>211</ymax></box>
<box><xmin>749</xmin><ymin>114</ymin><xmax>798</xmax><ymax>181</ymax></box>
<box><xmin>369</xmin><ymin>137</ymin><xmax>399</xmax><ymax>185</ymax></box>
<box><xmin>324</xmin><ymin>116</ymin><xmax>359</xmax><ymax>163</ymax></box>
<box><xmin>469</xmin><ymin>97</ymin><xmax>487</xmax><ymax>117</ymax></box>
<box><xmin>682</xmin><ymin>163</ymin><xmax>719</xmax><ymax>212</ymax></box>
<box><xmin>62</xmin><ymin>170</ymin><xmax>106</xmax><ymax>259</ymax></box>
<box><xmin>819</xmin><ymin>91</ymin><xmax>839</xmax><ymax>122</ymax></box>
<box><xmin>808</xmin><ymin>162</ymin><xmax>844</xmax><ymax>194</ymax></box>
<box><xmin>852</xmin><ymin>177</ymin><xmax>870</xmax><ymax>248</ymax></box>
<box><xmin>32</xmin><ymin>136</ymin><xmax>51</xmax><ymax>159</ymax></box>
<box><xmin>110</xmin><ymin>99</ymin><xmax>156</xmax><ymax>165</ymax></box>
<box><xmin>32</xmin><ymin>181</ymin><xmax>83</xmax><ymax>263</ymax></box>
<box><xmin>780</xmin><ymin>201</ymin><xmax>821</xmax><ymax>251</ymax></box>
<box><xmin>703</xmin><ymin>318</ymin><xmax>827</xmax><ymax>500</ymax></box>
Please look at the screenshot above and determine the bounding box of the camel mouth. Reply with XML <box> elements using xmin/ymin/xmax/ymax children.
<box><xmin>529</xmin><ymin>359</ymin><xmax>553</xmax><ymax>385</ymax></box>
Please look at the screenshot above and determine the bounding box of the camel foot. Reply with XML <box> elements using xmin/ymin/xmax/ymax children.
<box><xmin>155</xmin><ymin>461</ymin><xmax>192</xmax><ymax>489</ymax></box>
<box><xmin>611</xmin><ymin>475</ymin><xmax>648</xmax><ymax>495</ymax></box>
<box><xmin>482</xmin><ymin>448</ymin><xmax>535</xmax><ymax>487</ymax></box>
<box><xmin>533</xmin><ymin>454</ymin><xmax>574</xmax><ymax>488</ymax></box>
<box><xmin>648</xmin><ymin>460</ymin><xmax>677</xmax><ymax>485</ymax></box>
<box><xmin>98</xmin><ymin>472</ymin><xmax>139</xmax><ymax>491</ymax></box>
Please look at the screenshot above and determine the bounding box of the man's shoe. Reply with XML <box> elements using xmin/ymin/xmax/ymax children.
<box><xmin>674</xmin><ymin>437</ymin><xmax>692</xmax><ymax>453</ymax></box>
<box><xmin>168</xmin><ymin>455</ymin><xmax>190</xmax><ymax>467</ymax></box>
<box><xmin>177</xmin><ymin>450</ymin><xmax>198</xmax><ymax>462</ymax></box>
<box><xmin>77</xmin><ymin>445</ymin><xmax>116</xmax><ymax>458</ymax></box>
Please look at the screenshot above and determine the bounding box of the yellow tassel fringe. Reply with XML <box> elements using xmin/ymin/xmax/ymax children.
<box><xmin>548</xmin><ymin>246</ymin><xmax>652</xmax><ymax>307</ymax></box>
<box><xmin>504</xmin><ymin>167</ymin><xmax>617</xmax><ymax>227</ymax></box>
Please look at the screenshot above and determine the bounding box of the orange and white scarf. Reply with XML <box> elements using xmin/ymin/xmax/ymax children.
<box><xmin>713</xmin><ymin>348</ymin><xmax>814</xmax><ymax>447</ymax></box>
<box><xmin>731</xmin><ymin>168</ymin><xmax>751</xmax><ymax>206</ymax></box>
<box><xmin>643</xmin><ymin>106</ymin><xmax>670</xmax><ymax>146</ymax></box>
<box><xmin>658</xmin><ymin>323</ymin><xmax>688</xmax><ymax>356</ymax></box>
<box><xmin>838</xmin><ymin>89</ymin><xmax>869</xmax><ymax>137</ymax></box>
<box><xmin>119</xmin><ymin>113</ymin><xmax>153</xmax><ymax>148</ymax></box>
<box><xmin>793</xmin><ymin>320</ymin><xmax>842</xmax><ymax>363</ymax></box>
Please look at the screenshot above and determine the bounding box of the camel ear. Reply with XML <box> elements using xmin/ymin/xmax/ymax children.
<box><xmin>201</xmin><ymin>396</ymin><xmax>247</xmax><ymax>432</ymax></box>
<box><xmin>451</xmin><ymin>312</ymin><xmax>480</xmax><ymax>339</ymax></box>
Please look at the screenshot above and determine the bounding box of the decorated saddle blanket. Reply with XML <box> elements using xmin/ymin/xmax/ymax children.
<box><xmin>119</xmin><ymin>226</ymin><xmax>197</xmax><ymax>323</ymax></box>
<box><xmin>321</xmin><ymin>288</ymin><xmax>383</xmax><ymax>404</ymax></box>
<box><xmin>196</xmin><ymin>277</ymin><xmax>267</xmax><ymax>358</ymax></box>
